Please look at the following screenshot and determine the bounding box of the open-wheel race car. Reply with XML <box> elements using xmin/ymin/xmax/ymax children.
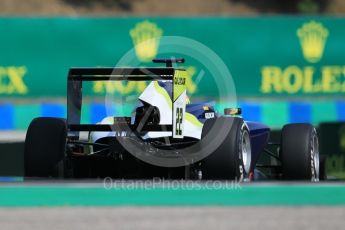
<box><xmin>24</xmin><ymin>58</ymin><xmax>320</xmax><ymax>181</ymax></box>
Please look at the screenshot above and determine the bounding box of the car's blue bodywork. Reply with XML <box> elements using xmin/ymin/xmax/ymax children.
<box><xmin>246</xmin><ymin>121</ymin><xmax>270</xmax><ymax>171</ymax></box>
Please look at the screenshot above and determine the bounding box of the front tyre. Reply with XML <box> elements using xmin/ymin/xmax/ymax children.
<box><xmin>281</xmin><ymin>123</ymin><xmax>319</xmax><ymax>181</ymax></box>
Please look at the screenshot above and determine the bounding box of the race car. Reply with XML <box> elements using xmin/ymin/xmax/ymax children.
<box><xmin>24</xmin><ymin>58</ymin><xmax>320</xmax><ymax>181</ymax></box>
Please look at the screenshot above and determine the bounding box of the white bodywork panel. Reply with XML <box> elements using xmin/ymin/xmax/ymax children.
<box><xmin>91</xmin><ymin>79</ymin><xmax>203</xmax><ymax>143</ymax></box>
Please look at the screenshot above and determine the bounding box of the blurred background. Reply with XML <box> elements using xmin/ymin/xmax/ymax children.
<box><xmin>0</xmin><ymin>0</ymin><xmax>344</xmax><ymax>15</ymax></box>
<box><xmin>0</xmin><ymin>0</ymin><xmax>344</xmax><ymax>179</ymax></box>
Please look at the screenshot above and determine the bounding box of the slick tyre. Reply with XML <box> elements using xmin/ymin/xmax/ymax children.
<box><xmin>24</xmin><ymin>117</ymin><xmax>67</xmax><ymax>177</ymax></box>
<box><xmin>281</xmin><ymin>123</ymin><xmax>319</xmax><ymax>181</ymax></box>
<box><xmin>201</xmin><ymin>117</ymin><xmax>251</xmax><ymax>181</ymax></box>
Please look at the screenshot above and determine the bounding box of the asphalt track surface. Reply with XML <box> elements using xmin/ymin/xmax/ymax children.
<box><xmin>0</xmin><ymin>180</ymin><xmax>345</xmax><ymax>230</ymax></box>
<box><xmin>0</xmin><ymin>131</ymin><xmax>26</xmax><ymax>143</ymax></box>
<box><xmin>0</xmin><ymin>206</ymin><xmax>344</xmax><ymax>230</ymax></box>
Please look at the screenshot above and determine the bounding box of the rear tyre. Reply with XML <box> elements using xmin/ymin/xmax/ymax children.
<box><xmin>24</xmin><ymin>117</ymin><xmax>67</xmax><ymax>177</ymax></box>
<box><xmin>281</xmin><ymin>123</ymin><xmax>319</xmax><ymax>181</ymax></box>
<box><xmin>201</xmin><ymin>117</ymin><xmax>251</xmax><ymax>181</ymax></box>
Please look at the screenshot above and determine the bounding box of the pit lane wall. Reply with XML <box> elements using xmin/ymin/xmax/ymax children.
<box><xmin>0</xmin><ymin>17</ymin><xmax>345</xmax><ymax>130</ymax></box>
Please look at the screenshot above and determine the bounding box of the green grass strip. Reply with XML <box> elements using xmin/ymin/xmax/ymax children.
<box><xmin>0</xmin><ymin>185</ymin><xmax>345</xmax><ymax>207</ymax></box>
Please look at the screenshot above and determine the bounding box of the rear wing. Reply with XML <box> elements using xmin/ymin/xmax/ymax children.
<box><xmin>67</xmin><ymin>66</ymin><xmax>187</xmax><ymax>139</ymax></box>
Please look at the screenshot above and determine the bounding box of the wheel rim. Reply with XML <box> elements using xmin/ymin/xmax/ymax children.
<box><xmin>311</xmin><ymin>129</ymin><xmax>320</xmax><ymax>182</ymax></box>
<box><xmin>241</xmin><ymin>129</ymin><xmax>252</xmax><ymax>174</ymax></box>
